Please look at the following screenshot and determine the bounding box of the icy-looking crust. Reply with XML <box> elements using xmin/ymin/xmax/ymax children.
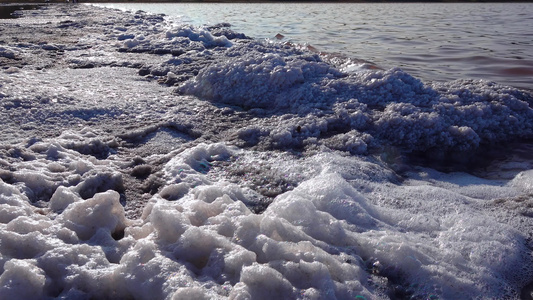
<box><xmin>1</xmin><ymin>139</ymin><xmax>533</xmax><ymax>299</ymax></box>
<box><xmin>1</xmin><ymin>4</ymin><xmax>533</xmax><ymax>300</ymax></box>
<box><xmin>177</xmin><ymin>46</ymin><xmax>533</xmax><ymax>154</ymax></box>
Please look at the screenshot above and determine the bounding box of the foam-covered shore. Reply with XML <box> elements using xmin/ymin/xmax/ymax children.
<box><xmin>1</xmin><ymin>4</ymin><xmax>533</xmax><ymax>299</ymax></box>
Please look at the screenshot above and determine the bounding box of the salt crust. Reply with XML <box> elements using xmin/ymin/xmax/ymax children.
<box><xmin>1</xmin><ymin>138</ymin><xmax>532</xmax><ymax>299</ymax></box>
<box><xmin>0</xmin><ymin>4</ymin><xmax>532</xmax><ymax>300</ymax></box>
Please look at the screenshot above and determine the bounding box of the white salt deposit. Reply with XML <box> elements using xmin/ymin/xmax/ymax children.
<box><xmin>0</xmin><ymin>4</ymin><xmax>532</xmax><ymax>299</ymax></box>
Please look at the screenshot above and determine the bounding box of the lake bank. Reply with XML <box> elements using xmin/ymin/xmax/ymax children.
<box><xmin>1</xmin><ymin>4</ymin><xmax>533</xmax><ymax>299</ymax></box>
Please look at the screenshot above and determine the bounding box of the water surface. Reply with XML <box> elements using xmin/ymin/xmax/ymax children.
<box><xmin>98</xmin><ymin>2</ymin><xmax>533</xmax><ymax>90</ymax></box>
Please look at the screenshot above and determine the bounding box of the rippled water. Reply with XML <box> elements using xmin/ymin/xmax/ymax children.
<box><xmin>98</xmin><ymin>3</ymin><xmax>533</xmax><ymax>90</ymax></box>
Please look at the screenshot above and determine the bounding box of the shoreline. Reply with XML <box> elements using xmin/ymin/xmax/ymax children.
<box><xmin>1</xmin><ymin>3</ymin><xmax>533</xmax><ymax>299</ymax></box>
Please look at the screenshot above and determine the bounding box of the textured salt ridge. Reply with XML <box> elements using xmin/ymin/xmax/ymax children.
<box><xmin>106</xmin><ymin>4</ymin><xmax>533</xmax><ymax>156</ymax></box>
<box><xmin>180</xmin><ymin>50</ymin><xmax>533</xmax><ymax>154</ymax></box>
<box><xmin>1</xmin><ymin>4</ymin><xmax>533</xmax><ymax>300</ymax></box>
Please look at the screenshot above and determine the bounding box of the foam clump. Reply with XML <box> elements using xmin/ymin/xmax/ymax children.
<box><xmin>179</xmin><ymin>43</ymin><xmax>338</xmax><ymax>109</ymax></box>
<box><xmin>510</xmin><ymin>169</ymin><xmax>533</xmax><ymax>193</ymax></box>
<box><xmin>0</xmin><ymin>259</ymin><xmax>46</xmax><ymax>299</ymax></box>
<box><xmin>0</xmin><ymin>131</ymin><xmax>123</xmax><ymax>206</ymax></box>
<box><xmin>116</xmin><ymin>11</ymin><xmax>243</xmax><ymax>56</ymax></box>
<box><xmin>165</xmin><ymin>25</ymin><xmax>232</xmax><ymax>48</ymax></box>
<box><xmin>163</xmin><ymin>143</ymin><xmax>233</xmax><ymax>186</ymax></box>
<box><xmin>132</xmin><ymin>144</ymin><xmax>380</xmax><ymax>298</ymax></box>
<box><xmin>0</xmin><ymin>180</ymin><xmax>34</xmax><ymax>223</ymax></box>
<box><xmin>232</xmin><ymin>264</ymin><xmax>295</xmax><ymax>299</ymax></box>
<box><xmin>49</xmin><ymin>186</ymin><xmax>79</xmax><ymax>212</ymax></box>
<box><xmin>271</xmin><ymin>173</ymin><xmax>378</xmax><ymax>228</ymax></box>
<box><xmin>57</xmin><ymin>190</ymin><xmax>128</xmax><ymax>240</ymax></box>
<box><xmin>177</xmin><ymin>39</ymin><xmax>533</xmax><ymax>154</ymax></box>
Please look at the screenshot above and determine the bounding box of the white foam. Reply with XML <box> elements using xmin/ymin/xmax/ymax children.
<box><xmin>1</xmin><ymin>4</ymin><xmax>532</xmax><ymax>299</ymax></box>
